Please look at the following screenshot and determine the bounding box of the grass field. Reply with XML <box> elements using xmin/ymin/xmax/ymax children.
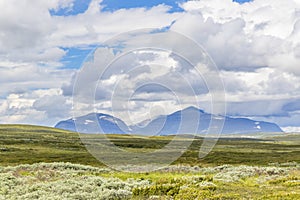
<box><xmin>0</xmin><ymin>124</ymin><xmax>300</xmax><ymax>199</ymax></box>
<box><xmin>1</xmin><ymin>124</ymin><xmax>300</xmax><ymax>167</ymax></box>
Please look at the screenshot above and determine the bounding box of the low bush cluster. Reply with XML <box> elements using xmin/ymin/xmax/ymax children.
<box><xmin>213</xmin><ymin>165</ymin><xmax>289</xmax><ymax>182</ymax></box>
<box><xmin>0</xmin><ymin>162</ymin><xmax>299</xmax><ymax>199</ymax></box>
<box><xmin>0</xmin><ymin>162</ymin><xmax>149</xmax><ymax>200</ymax></box>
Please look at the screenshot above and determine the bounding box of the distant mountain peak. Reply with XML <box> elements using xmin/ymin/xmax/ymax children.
<box><xmin>55</xmin><ymin>112</ymin><xmax>129</xmax><ymax>134</ymax></box>
<box><xmin>182</xmin><ymin>106</ymin><xmax>205</xmax><ymax>113</ymax></box>
<box><xmin>55</xmin><ymin>108</ymin><xmax>283</xmax><ymax>135</ymax></box>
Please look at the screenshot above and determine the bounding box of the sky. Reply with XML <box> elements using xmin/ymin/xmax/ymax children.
<box><xmin>0</xmin><ymin>0</ymin><xmax>300</xmax><ymax>132</ymax></box>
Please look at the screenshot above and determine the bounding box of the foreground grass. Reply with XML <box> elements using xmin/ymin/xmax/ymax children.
<box><xmin>0</xmin><ymin>162</ymin><xmax>300</xmax><ymax>199</ymax></box>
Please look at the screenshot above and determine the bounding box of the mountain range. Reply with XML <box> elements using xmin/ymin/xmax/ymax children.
<box><xmin>55</xmin><ymin>106</ymin><xmax>283</xmax><ymax>135</ymax></box>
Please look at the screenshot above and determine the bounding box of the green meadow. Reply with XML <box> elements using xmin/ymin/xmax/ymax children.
<box><xmin>0</xmin><ymin>124</ymin><xmax>300</xmax><ymax>199</ymax></box>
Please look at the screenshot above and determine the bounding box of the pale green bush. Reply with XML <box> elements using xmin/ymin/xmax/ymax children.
<box><xmin>213</xmin><ymin>165</ymin><xmax>289</xmax><ymax>182</ymax></box>
<box><xmin>0</xmin><ymin>162</ymin><xmax>110</xmax><ymax>174</ymax></box>
<box><xmin>0</xmin><ymin>162</ymin><xmax>298</xmax><ymax>199</ymax></box>
<box><xmin>0</xmin><ymin>163</ymin><xmax>149</xmax><ymax>200</ymax></box>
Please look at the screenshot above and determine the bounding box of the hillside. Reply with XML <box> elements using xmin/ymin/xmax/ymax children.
<box><xmin>0</xmin><ymin>124</ymin><xmax>299</xmax><ymax>167</ymax></box>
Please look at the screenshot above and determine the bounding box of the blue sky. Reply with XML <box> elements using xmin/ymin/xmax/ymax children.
<box><xmin>101</xmin><ymin>0</ymin><xmax>252</xmax><ymax>13</ymax></box>
<box><xmin>101</xmin><ymin>0</ymin><xmax>186</xmax><ymax>13</ymax></box>
<box><xmin>60</xmin><ymin>47</ymin><xmax>95</xmax><ymax>69</ymax></box>
<box><xmin>53</xmin><ymin>0</ymin><xmax>253</xmax><ymax>70</ymax></box>
<box><xmin>50</xmin><ymin>0</ymin><xmax>92</xmax><ymax>16</ymax></box>
<box><xmin>51</xmin><ymin>0</ymin><xmax>252</xmax><ymax>16</ymax></box>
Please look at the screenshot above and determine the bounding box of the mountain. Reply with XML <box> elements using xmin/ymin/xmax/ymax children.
<box><xmin>55</xmin><ymin>107</ymin><xmax>283</xmax><ymax>135</ymax></box>
<box><xmin>129</xmin><ymin>106</ymin><xmax>208</xmax><ymax>135</ymax></box>
<box><xmin>55</xmin><ymin>113</ymin><xmax>129</xmax><ymax>134</ymax></box>
<box><xmin>129</xmin><ymin>106</ymin><xmax>283</xmax><ymax>135</ymax></box>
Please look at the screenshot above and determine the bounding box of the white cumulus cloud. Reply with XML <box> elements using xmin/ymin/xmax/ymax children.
<box><xmin>0</xmin><ymin>0</ymin><xmax>299</xmax><ymax>129</ymax></box>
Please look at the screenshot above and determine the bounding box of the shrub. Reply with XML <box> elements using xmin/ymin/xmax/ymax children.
<box><xmin>197</xmin><ymin>181</ymin><xmax>217</xmax><ymax>191</ymax></box>
<box><xmin>133</xmin><ymin>183</ymin><xmax>180</xmax><ymax>197</ymax></box>
<box><xmin>261</xmin><ymin>191</ymin><xmax>300</xmax><ymax>199</ymax></box>
<box><xmin>213</xmin><ymin>165</ymin><xmax>289</xmax><ymax>182</ymax></box>
<box><xmin>175</xmin><ymin>187</ymin><xmax>212</xmax><ymax>200</ymax></box>
<box><xmin>0</xmin><ymin>162</ymin><xmax>149</xmax><ymax>200</ymax></box>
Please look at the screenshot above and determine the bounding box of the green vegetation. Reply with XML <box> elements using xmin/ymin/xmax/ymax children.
<box><xmin>1</xmin><ymin>124</ymin><xmax>300</xmax><ymax>166</ymax></box>
<box><xmin>1</xmin><ymin>124</ymin><xmax>300</xmax><ymax>199</ymax></box>
<box><xmin>0</xmin><ymin>125</ymin><xmax>100</xmax><ymax>167</ymax></box>
<box><xmin>0</xmin><ymin>162</ymin><xmax>299</xmax><ymax>199</ymax></box>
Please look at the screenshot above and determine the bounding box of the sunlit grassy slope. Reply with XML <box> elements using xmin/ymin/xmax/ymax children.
<box><xmin>1</xmin><ymin>124</ymin><xmax>300</xmax><ymax>167</ymax></box>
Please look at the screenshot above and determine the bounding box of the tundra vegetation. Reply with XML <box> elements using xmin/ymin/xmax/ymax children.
<box><xmin>0</xmin><ymin>125</ymin><xmax>300</xmax><ymax>199</ymax></box>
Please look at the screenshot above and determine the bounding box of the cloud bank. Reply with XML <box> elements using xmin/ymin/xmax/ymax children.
<box><xmin>0</xmin><ymin>0</ymin><xmax>299</xmax><ymax>131</ymax></box>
